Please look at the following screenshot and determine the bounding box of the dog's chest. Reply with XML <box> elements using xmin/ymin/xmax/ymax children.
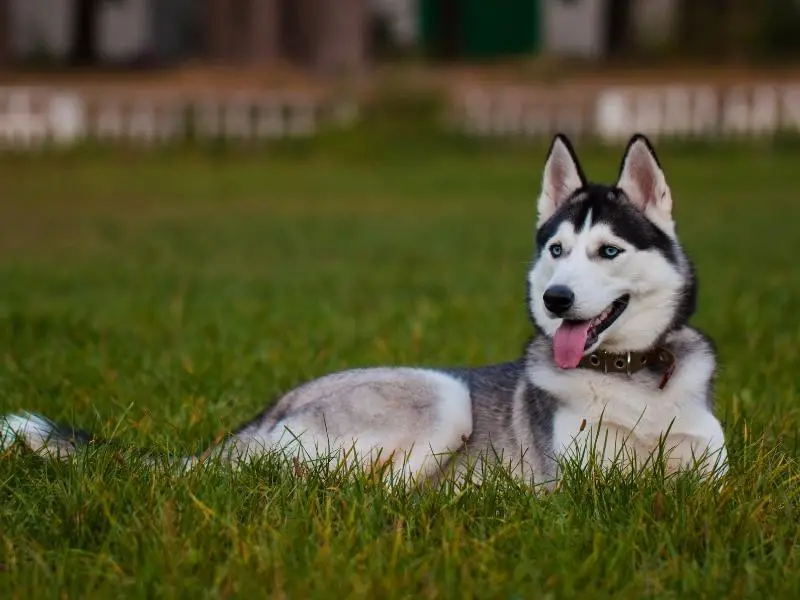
<box><xmin>536</xmin><ymin>366</ymin><xmax>699</xmax><ymax>449</ymax></box>
<box><xmin>542</xmin><ymin>366</ymin><xmax>726</xmax><ymax>474</ymax></box>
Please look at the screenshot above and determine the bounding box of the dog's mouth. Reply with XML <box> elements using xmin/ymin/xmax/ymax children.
<box><xmin>553</xmin><ymin>294</ymin><xmax>630</xmax><ymax>369</ymax></box>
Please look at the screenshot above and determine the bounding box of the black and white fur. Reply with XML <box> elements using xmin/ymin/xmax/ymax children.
<box><xmin>1</xmin><ymin>134</ymin><xmax>728</xmax><ymax>488</ymax></box>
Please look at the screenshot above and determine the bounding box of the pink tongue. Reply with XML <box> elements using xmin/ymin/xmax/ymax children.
<box><xmin>553</xmin><ymin>320</ymin><xmax>592</xmax><ymax>369</ymax></box>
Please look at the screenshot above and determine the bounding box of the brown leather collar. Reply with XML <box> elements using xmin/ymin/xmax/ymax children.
<box><xmin>577</xmin><ymin>346</ymin><xmax>677</xmax><ymax>389</ymax></box>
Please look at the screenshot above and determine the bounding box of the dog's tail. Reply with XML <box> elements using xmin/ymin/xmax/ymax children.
<box><xmin>0</xmin><ymin>411</ymin><xmax>201</xmax><ymax>470</ymax></box>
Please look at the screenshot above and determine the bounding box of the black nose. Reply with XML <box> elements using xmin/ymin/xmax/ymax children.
<box><xmin>543</xmin><ymin>285</ymin><xmax>575</xmax><ymax>316</ymax></box>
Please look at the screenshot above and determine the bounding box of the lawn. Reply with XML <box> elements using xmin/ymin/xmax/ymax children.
<box><xmin>0</xmin><ymin>135</ymin><xmax>799</xmax><ymax>598</ymax></box>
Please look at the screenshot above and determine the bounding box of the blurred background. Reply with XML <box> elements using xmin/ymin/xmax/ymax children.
<box><xmin>2</xmin><ymin>7</ymin><xmax>800</xmax><ymax>596</ymax></box>
<box><xmin>5</xmin><ymin>0</ymin><xmax>800</xmax><ymax>69</ymax></box>
<box><xmin>1</xmin><ymin>0</ymin><xmax>800</xmax><ymax>147</ymax></box>
<box><xmin>0</xmin><ymin>1</ymin><xmax>799</xmax><ymax>522</ymax></box>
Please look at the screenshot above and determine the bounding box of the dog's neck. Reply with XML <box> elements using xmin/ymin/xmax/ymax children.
<box><xmin>576</xmin><ymin>346</ymin><xmax>677</xmax><ymax>389</ymax></box>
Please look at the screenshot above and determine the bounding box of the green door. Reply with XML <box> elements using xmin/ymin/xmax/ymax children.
<box><xmin>419</xmin><ymin>0</ymin><xmax>541</xmax><ymax>59</ymax></box>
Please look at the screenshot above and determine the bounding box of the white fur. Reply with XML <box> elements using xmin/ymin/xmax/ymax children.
<box><xmin>232</xmin><ymin>368</ymin><xmax>473</xmax><ymax>485</ymax></box>
<box><xmin>528</xmin><ymin>218</ymin><xmax>686</xmax><ymax>353</ymax></box>
<box><xmin>1</xmin><ymin>412</ymin><xmax>60</xmax><ymax>456</ymax></box>
<box><xmin>538</xmin><ymin>329</ymin><xmax>727</xmax><ymax>477</ymax></box>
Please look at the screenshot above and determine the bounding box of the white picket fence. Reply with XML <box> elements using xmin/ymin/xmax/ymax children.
<box><xmin>6</xmin><ymin>81</ymin><xmax>800</xmax><ymax>150</ymax></box>
<box><xmin>452</xmin><ymin>83</ymin><xmax>800</xmax><ymax>142</ymax></box>
<box><xmin>0</xmin><ymin>86</ymin><xmax>359</xmax><ymax>149</ymax></box>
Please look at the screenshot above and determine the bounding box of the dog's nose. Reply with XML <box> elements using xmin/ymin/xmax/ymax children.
<box><xmin>543</xmin><ymin>285</ymin><xmax>575</xmax><ymax>316</ymax></box>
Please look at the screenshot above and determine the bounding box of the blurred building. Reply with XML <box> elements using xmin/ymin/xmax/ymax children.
<box><xmin>1</xmin><ymin>0</ymin><xmax>798</xmax><ymax>74</ymax></box>
<box><xmin>542</xmin><ymin>0</ymin><xmax>677</xmax><ymax>60</ymax></box>
<box><xmin>0</xmin><ymin>0</ymin><xmax>652</xmax><ymax>70</ymax></box>
<box><xmin>0</xmin><ymin>0</ymin><xmax>370</xmax><ymax>74</ymax></box>
<box><xmin>206</xmin><ymin>0</ymin><xmax>368</xmax><ymax>74</ymax></box>
<box><xmin>5</xmin><ymin>0</ymin><xmax>152</xmax><ymax>65</ymax></box>
<box><xmin>415</xmin><ymin>0</ymin><xmax>679</xmax><ymax>62</ymax></box>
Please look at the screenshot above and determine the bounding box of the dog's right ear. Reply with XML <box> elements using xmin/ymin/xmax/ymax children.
<box><xmin>616</xmin><ymin>134</ymin><xmax>675</xmax><ymax>234</ymax></box>
<box><xmin>537</xmin><ymin>134</ymin><xmax>586</xmax><ymax>226</ymax></box>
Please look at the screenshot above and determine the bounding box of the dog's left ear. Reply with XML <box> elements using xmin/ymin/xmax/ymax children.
<box><xmin>616</xmin><ymin>134</ymin><xmax>675</xmax><ymax>232</ymax></box>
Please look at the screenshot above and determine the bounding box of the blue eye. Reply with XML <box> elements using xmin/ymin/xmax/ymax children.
<box><xmin>549</xmin><ymin>243</ymin><xmax>563</xmax><ymax>258</ymax></box>
<box><xmin>599</xmin><ymin>245</ymin><xmax>623</xmax><ymax>259</ymax></box>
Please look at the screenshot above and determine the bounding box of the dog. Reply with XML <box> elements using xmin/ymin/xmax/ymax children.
<box><xmin>1</xmin><ymin>134</ymin><xmax>728</xmax><ymax>489</ymax></box>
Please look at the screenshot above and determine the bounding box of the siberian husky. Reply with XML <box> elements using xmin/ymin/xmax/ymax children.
<box><xmin>1</xmin><ymin>134</ymin><xmax>728</xmax><ymax>489</ymax></box>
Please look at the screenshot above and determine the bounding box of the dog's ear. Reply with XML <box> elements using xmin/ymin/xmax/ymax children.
<box><xmin>537</xmin><ymin>134</ymin><xmax>586</xmax><ymax>226</ymax></box>
<box><xmin>616</xmin><ymin>134</ymin><xmax>675</xmax><ymax>231</ymax></box>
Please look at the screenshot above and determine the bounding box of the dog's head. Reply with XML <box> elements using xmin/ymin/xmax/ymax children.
<box><xmin>527</xmin><ymin>134</ymin><xmax>697</xmax><ymax>368</ymax></box>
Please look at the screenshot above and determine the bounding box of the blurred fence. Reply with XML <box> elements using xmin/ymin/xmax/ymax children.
<box><xmin>451</xmin><ymin>82</ymin><xmax>800</xmax><ymax>142</ymax></box>
<box><xmin>4</xmin><ymin>80</ymin><xmax>800</xmax><ymax>150</ymax></box>
<box><xmin>0</xmin><ymin>86</ymin><xmax>359</xmax><ymax>149</ymax></box>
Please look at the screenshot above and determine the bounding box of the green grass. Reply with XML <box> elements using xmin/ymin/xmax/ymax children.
<box><xmin>0</xmin><ymin>135</ymin><xmax>799</xmax><ymax>598</ymax></box>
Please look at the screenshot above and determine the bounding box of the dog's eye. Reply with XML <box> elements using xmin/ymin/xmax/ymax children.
<box><xmin>549</xmin><ymin>243</ymin><xmax>563</xmax><ymax>258</ymax></box>
<box><xmin>599</xmin><ymin>245</ymin><xmax>623</xmax><ymax>259</ymax></box>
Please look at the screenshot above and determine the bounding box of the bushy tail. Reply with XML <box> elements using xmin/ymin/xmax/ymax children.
<box><xmin>0</xmin><ymin>411</ymin><xmax>200</xmax><ymax>470</ymax></box>
<box><xmin>1</xmin><ymin>411</ymin><xmax>96</xmax><ymax>459</ymax></box>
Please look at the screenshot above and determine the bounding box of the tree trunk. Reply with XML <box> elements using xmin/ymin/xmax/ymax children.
<box><xmin>606</xmin><ymin>0</ymin><xmax>633</xmax><ymax>58</ymax></box>
<box><xmin>677</xmin><ymin>0</ymin><xmax>728</xmax><ymax>60</ymax></box>
<box><xmin>207</xmin><ymin>0</ymin><xmax>234</xmax><ymax>63</ymax></box>
<box><xmin>440</xmin><ymin>0</ymin><xmax>460</xmax><ymax>60</ymax></box>
<box><xmin>70</xmin><ymin>0</ymin><xmax>100</xmax><ymax>66</ymax></box>
<box><xmin>0</xmin><ymin>0</ymin><xmax>9</xmax><ymax>65</ymax></box>
<box><xmin>314</xmin><ymin>0</ymin><xmax>366</xmax><ymax>76</ymax></box>
<box><xmin>247</xmin><ymin>0</ymin><xmax>280</xmax><ymax>65</ymax></box>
